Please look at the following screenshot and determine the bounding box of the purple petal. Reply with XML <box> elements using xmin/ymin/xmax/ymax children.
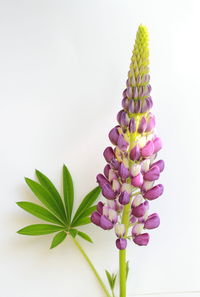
<box><xmin>143</xmin><ymin>184</ymin><xmax>164</xmax><ymax>200</ymax></box>
<box><xmin>96</xmin><ymin>174</ymin><xmax>109</xmax><ymax>187</ymax></box>
<box><xmin>120</xmin><ymin>111</ymin><xmax>129</xmax><ymax>127</ymax></box>
<box><xmin>110</xmin><ymin>158</ymin><xmax>120</xmax><ymax>170</ymax></box>
<box><xmin>91</xmin><ymin>212</ymin><xmax>101</xmax><ymax>226</ymax></box>
<box><xmin>153</xmin><ymin>137</ymin><xmax>162</xmax><ymax>153</ymax></box>
<box><xmin>131</xmin><ymin>173</ymin><xmax>143</xmax><ymax>187</ymax></box>
<box><xmin>102</xmin><ymin>183</ymin><xmax>117</xmax><ymax>200</ymax></box>
<box><xmin>116</xmin><ymin>238</ymin><xmax>127</xmax><ymax>250</ymax></box>
<box><xmin>103</xmin><ymin>147</ymin><xmax>115</xmax><ymax>163</ymax></box>
<box><xmin>117</xmin><ymin>110</ymin><xmax>124</xmax><ymax>124</ymax></box>
<box><xmin>146</xmin><ymin>115</ymin><xmax>155</xmax><ymax>132</ymax></box>
<box><xmin>134</xmin><ymin>99</ymin><xmax>141</xmax><ymax>113</ymax></box>
<box><xmin>138</xmin><ymin>117</ymin><xmax>147</xmax><ymax>133</ymax></box>
<box><xmin>144</xmin><ymin>213</ymin><xmax>160</xmax><ymax>229</ymax></box>
<box><xmin>122</xmin><ymin>97</ymin><xmax>129</xmax><ymax>110</ymax></box>
<box><xmin>130</xmin><ymin>144</ymin><xmax>141</xmax><ymax>161</ymax></box>
<box><xmin>133</xmin><ymin>87</ymin><xmax>138</xmax><ymax>99</ymax></box>
<box><xmin>150</xmin><ymin>160</ymin><xmax>165</xmax><ymax>172</ymax></box>
<box><xmin>109</xmin><ymin>126</ymin><xmax>119</xmax><ymax>145</ymax></box>
<box><xmin>132</xmin><ymin>201</ymin><xmax>149</xmax><ymax>218</ymax></box>
<box><xmin>143</xmin><ymin>165</ymin><xmax>160</xmax><ymax>181</ymax></box>
<box><xmin>119</xmin><ymin>191</ymin><xmax>130</xmax><ymax>205</ymax></box>
<box><xmin>97</xmin><ymin>202</ymin><xmax>104</xmax><ymax>214</ymax></box>
<box><xmin>141</xmin><ymin>141</ymin><xmax>154</xmax><ymax>157</ymax></box>
<box><xmin>128</xmin><ymin>100</ymin><xmax>135</xmax><ymax>113</ymax></box>
<box><xmin>119</xmin><ymin>163</ymin><xmax>129</xmax><ymax>180</ymax></box>
<box><xmin>117</xmin><ymin>134</ymin><xmax>129</xmax><ymax>151</ymax></box>
<box><xmin>100</xmin><ymin>215</ymin><xmax>113</xmax><ymax>230</ymax></box>
<box><xmin>133</xmin><ymin>233</ymin><xmax>150</xmax><ymax>246</ymax></box>
<box><xmin>103</xmin><ymin>164</ymin><xmax>111</xmax><ymax>178</ymax></box>
<box><xmin>129</xmin><ymin>117</ymin><xmax>136</xmax><ymax>133</ymax></box>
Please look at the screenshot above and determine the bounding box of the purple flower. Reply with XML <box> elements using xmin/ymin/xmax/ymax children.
<box><xmin>92</xmin><ymin>25</ymin><xmax>164</xmax><ymax>249</ymax></box>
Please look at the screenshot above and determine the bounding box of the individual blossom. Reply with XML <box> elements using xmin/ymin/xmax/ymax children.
<box><xmin>91</xmin><ymin>25</ymin><xmax>164</xmax><ymax>249</ymax></box>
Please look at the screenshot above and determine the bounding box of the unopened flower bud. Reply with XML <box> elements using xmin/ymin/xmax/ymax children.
<box><xmin>116</xmin><ymin>238</ymin><xmax>127</xmax><ymax>250</ymax></box>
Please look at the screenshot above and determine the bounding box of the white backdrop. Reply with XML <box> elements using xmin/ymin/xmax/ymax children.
<box><xmin>0</xmin><ymin>1</ymin><xmax>200</xmax><ymax>297</ymax></box>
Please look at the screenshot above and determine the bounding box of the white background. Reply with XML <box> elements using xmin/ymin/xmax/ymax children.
<box><xmin>0</xmin><ymin>0</ymin><xmax>200</xmax><ymax>297</ymax></box>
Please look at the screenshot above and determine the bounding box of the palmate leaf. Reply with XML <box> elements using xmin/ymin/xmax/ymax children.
<box><xmin>25</xmin><ymin>178</ymin><xmax>66</xmax><ymax>225</ymax></box>
<box><xmin>50</xmin><ymin>231</ymin><xmax>67</xmax><ymax>249</ymax></box>
<box><xmin>63</xmin><ymin>165</ymin><xmax>74</xmax><ymax>224</ymax></box>
<box><xmin>17</xmin><ymin>224</ymin><xmax>64</xmax><ymax>235</ymax></box>
<box><xmin>16</xmin><ymin>201</ymin><xmax>65</xmax><ymax>226</ymax></box>
<box><xmin>71</xmin><ymin>186</ymin><xmax>100</xmax><ymax>226</ymax></box>
<box><xmin>17</xmin><ymin>165</ymin><xmax>99</xmax><ymax>248</ymax></box>
<box><xmin>35</xmin><ymin>170</ymin><xmax>66</xmax><ymax>222</ymax></box>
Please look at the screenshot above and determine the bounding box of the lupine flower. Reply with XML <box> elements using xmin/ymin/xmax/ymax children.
<box><xmin>91</xmin><ymin>25</ymin><xmax>164</xmax><ymax>249</ymax></box>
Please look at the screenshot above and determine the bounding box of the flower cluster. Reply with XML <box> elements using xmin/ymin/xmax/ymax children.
<box><xmin>91</xmin><ymin>25</ymin><xmax>164</xmax><ymax>250</ymax></box>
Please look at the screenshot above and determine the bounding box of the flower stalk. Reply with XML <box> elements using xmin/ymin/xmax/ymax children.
<box><xmin>72</xmin><ymin>237</ymin><xmax>111</xmax><ymax>297</ymax></box>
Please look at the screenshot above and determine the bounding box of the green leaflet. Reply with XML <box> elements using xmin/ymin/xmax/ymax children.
<box><xmin>71</xmin><ymin>186</ymin><xmax>100</xmax><ymax>226</ymax></box>
<box><xmin>71</xmin><ymin>217</ymin><xmax>91</xmax><ymax>227</ymax></box>
<box><xmin>77</xmin><ymin>231</ymin><xmax>93</xmax><ymax>243</ymax></box>
<box><xmin>25</xmin><ymin>178</ymin><xmax>66</xmax><ymax>225</ymax></box>
<box><xmin>17</xmin><ymin>224</ymin><xmax>64</xmax><ymax>235</ymax></box>
<box><xmin>35</xmin><ymin>170</ymin><xmax>66</xmax><ymax>223</ymax></box>
<box><xmin>80</xmin><ymin>205</ymin><xmax>97</xmax><ymax>217</ymax></box>
<box><xmin>50</xmin><ymin>231</ymin><xmax>67</xmax><ymax>249</ymax></box>
<box><xmin>16</xmin><ymin>201</ymin><xmax>65</xmax><ymax>226</ymax></box>
<box><xmin>63</xmin><ymin>165</ymin><xmax>74</xmax><ymax>224</ymax></box>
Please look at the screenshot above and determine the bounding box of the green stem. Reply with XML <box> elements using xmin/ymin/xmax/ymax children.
<box><xmin>72</xmin><ymin>237</ymin><xmax>111</xmax><ymax>297</ymax></box>
<box><xmin>119</xmin><ymin>201</ymin><xmax>132</xmax><ymax>297</ymax></box>
<box><xmin>119</xmin><ymin>249</ymin><xmax>126</xmax><ymax>297</ymax></box>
